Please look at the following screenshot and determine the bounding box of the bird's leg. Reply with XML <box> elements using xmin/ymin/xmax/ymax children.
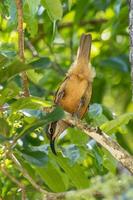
<box><xmin>73</xmin><ymin>97</ymin><xmax>86</xmax><ymax>119</ymax></box>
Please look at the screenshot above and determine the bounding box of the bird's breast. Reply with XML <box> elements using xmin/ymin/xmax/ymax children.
<box><xmin>58</xmin><ymin>74</ymin><xmax>89</xmax><ymax>114</ymax></box>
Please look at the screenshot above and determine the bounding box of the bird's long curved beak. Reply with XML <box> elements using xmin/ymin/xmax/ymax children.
<box><xmin>48</xmin><ymin>120</ymin><xmax>69</xmax><ymax>155</ymax></box>
<box><xmin>50</xmin><ymin>137</ymin><xmax>57</xmax><ymax>155</ymax></box>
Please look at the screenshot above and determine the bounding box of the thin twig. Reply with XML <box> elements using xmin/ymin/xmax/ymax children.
<box><xmin>15</xmin><ymin>0</ymin><xmax>29</xmax><ymax>97</ymax></box>
<box><xmin>25</xmin><ymin>38</ymin><xmax>39</xmax><ymax>57</ymax></box>
<box><xmin>0</xmin><ymin>164</ymin><xmax>26</xmax><ymax>200</ymax></box>
<box><xmin>9</xmin><ymin>153</ymin><xmax>47</xmax><ymax>195</ymax></box>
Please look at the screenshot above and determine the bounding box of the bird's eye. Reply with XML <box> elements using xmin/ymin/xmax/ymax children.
<box><xmin>49</xmin><ymin>128</ymin><xmax>53</xmax><ymax>134</ymax></box>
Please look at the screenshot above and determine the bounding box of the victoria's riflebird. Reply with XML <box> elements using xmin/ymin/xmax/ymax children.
<box><xmin>48</xmin><ymin>33</ymin><xmax>95</xmax><ymax>154</ymax></box>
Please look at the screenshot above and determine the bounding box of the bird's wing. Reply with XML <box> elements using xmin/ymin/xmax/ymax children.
<box><xmin>54</xmin><ymin>76</ymin><xmax>70</xmax><ymax>105</ymax></box>
<box><xmin>79</xmin><ymin>81</ymin><xmax>92</xmax><ymax>118</ymax></box>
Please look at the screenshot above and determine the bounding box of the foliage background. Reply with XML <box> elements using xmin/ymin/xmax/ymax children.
<box><xmin>0</xmin><ymin>0</ymin><xmax>133</xmax><ymax>199</ymax></box>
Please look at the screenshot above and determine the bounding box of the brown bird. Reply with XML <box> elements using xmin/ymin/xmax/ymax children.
<box><xmin>48</xmin><ymin>33</ymin><xmax>95</xmax><ymax>154</ymax></box>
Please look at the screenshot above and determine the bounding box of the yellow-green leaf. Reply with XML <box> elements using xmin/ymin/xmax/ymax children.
<box><xmin>42</xmin><ymin>0</ymin><xmax>63</xmax><ymax>21</ymax></box>
<box><xmin>100</xmin><ymin>113</ymin><xmax>133</xmax><ymax>134</ymax></box>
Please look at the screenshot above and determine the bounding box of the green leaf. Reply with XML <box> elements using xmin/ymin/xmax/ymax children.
<box><xmin>114</xmin><ymin>0</ymin><xmax>122</xmax><ymax>15</ymax></box>
<box><xmin>0</xmin><ymin>118</ymin><xmax>10</xmax><ymax>136</ymax></box>
<box><xmin>26</xmin><ymin>0</ymin><xmax>40</xmax><ymax>16</ymax></box>
<box><xmin>62</xmin><ymin>144</ymin><xmax>80</xmax><ymax>164</ymax></box>
<box><xmin>68</xmin><ymin>128</ymin><xmax>88</xmax><ymax>145</ymax></box>
<box><xmin>0</xmin><ymin>81</ymin><xmax>20</xmax><ymax>105</ymax></box>
<box><xmin>10</xmin><ymin>97</ymin><xmax>51</xmax><ymax>111</ymax></box>
<box><xmin>24</xmin><ymin>1</ymin><xmax>40</xmax><ymax>37</ymax></box>
<box><xmin>30</xmin><ymin>57</ymin><xmax>51</xmax><ymax>68</ymax></box>
<box><xmin>101</xmin><ymin>113</ymin><xmax>133</xmax><ymax>134</ymax></box>
<box><xmin>103</xmin><ymin>150</ymin><xmax>117</xmax><ymax>173</ymax></box>
<box><xmin>87</xmin><ymin>104</ymin><xmax>108</xmax><ymax>126</ymax></box>
<box><xmin>90</xmin><ymin>144</ymin><xmax>104</xmax><ymax>171</ymax></box>
<box><xmin>0</xmin><ymin>54</ymin><xmax>10</xmax><ymax>68</ymax></box>
<box><xmin>0</xmin><ymin>55</ymin><xmax>51</xmax><ymax>83</ymax></box>
<box><xmin>20</xmin><ymin>150</ymin><xmax>48</xmax><ymax>166</ymax></box>
<box><xmin>36</xmin><ymin>161</ymin><xmax>68</xmax><ymax>192</ymax></box>
<box><xmin>101</xmin><ymin>57</ymin><xmax>129</xmax><ymax>72</ymax></box>
<box><xmin>0</xmin><ymin>134</ymin><xmax>8</xmax><ymax>143</ymax></box>
<box><xmin>74</xmin><ymin>0</ymin><xmax>90</xmax><ymax>23</ymax></box>
<box><xmin>51</xmin><ymin>153</ymin><xmax>89</xmax><ymax>189</ymax></box>
<box><xmin>42</xmin><ymin>0</ymin><xmax>63</xmax><ymax>21</ymax></box>
<box><xmin>15</xmin><ymin>154</ymin><xmax>37</xmax><ymax>180</ymax></box>
<box><xmin>5</xmin><ymin>0</ymin><xmax>17</xmax><ymax>29</ymax></box>
<box><xmin>14</xmin><ymin>107</ymin><xmax>64</xmax><ymax>139</ymax></box>
<box><xmin>0</xmin><ymin>50</ymin><xmax>16</xmax><ymax>58</ymax></box>
<box><xmin>89</xmin><ymin>103</ymin><xmax>103</xmax><ymax>117</ymax></box>
<box><xmin>27</xmin><ymin>17</ymin><xmax>38</xmax><ymax>37</ymax></box>
<box><xmin>68</xmin><ymin>0</ymin><xmax>73</xmax><ymax>10</ymax></box>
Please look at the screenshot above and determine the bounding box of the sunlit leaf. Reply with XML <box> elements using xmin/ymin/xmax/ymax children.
<box><xmin>10</xmin><ymin>97</ymin><xmax>51</xmax><ymax>111</ymax></box>
<box><xmin>103</xmin><ymin>150</ymin><xmax>117</xmax><ymax>173</ymax></box>
<box><xmin>26</xmin><ymin>0</ymin><xmax>40</xmax><ymax>16</ymax></box>
<box><xmin>101</xmin><ymin>113</ymin><xmax>133</xmax><ymax>134</ymax></box>
<box><xmin>68</xmin><ymin>0</ymin><xmax>72</xmax><ymax>10</ymax></box>
<box><xmin>42</xmin><ymin>0</ymin><xmax>63</xmax><ymax>21</ymax></box>
<box><xmin>0</xmin><ymin>55</ymin><xmax>51</xmax><ymax>83</ymax></box>
<box><xmin>24</xmin><ymin>1</ymin><xmax>39</xmax><ymax>36</ymax></box>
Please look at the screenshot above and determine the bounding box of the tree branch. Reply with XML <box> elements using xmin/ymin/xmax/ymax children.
<box><xmin>9</xmin><ymin>105</ymin><xmax>133</xmax><ymax>174</ymax></box>
<box><xmin>10</xmin><ymin>106</ymin><xmax>133</xmax><ymax>174</ymax></box>
<box><xmin>15</xmin><ymin>0</ymin><xmax>29</xmax><ymax>97</ymax></box>
<box><xmin>64</xmin><ymin>117</ymin><xmax>133</xmax><ymax>174</ymax></box>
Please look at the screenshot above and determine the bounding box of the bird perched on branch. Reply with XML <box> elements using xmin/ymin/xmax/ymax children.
<box><xmin>48</xmin><ymin>33</ymin><xmax>95</xmax><ymax>154</ymax></box>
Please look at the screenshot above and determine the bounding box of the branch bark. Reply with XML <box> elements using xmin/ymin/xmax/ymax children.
<box><xmin>64</xmin><ymin>117</ymin><xmax>133</xmax><ymax>174</ymax></box>
<box><xmin>15</xmin><ymin>0</ymin><xmax>29</xmax><ymax>97</ymax></box>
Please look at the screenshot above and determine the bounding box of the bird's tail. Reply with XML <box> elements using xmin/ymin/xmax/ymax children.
<box><xmin>76</xmin><ymin>33</ymin><xmax>92</xmax><ymax>63</ymax></box>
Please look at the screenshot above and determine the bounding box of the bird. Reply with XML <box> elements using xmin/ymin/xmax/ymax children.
<box><xmin>48</xmin><ymin>33</ymin><xmax>95</xmax><ymax>155</ymax></box>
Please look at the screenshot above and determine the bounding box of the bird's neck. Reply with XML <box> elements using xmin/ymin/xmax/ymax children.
<box><xmin>68</xmin><ymin>60</ymin><xmax>91</xmax><ymax>76</ymax></box>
